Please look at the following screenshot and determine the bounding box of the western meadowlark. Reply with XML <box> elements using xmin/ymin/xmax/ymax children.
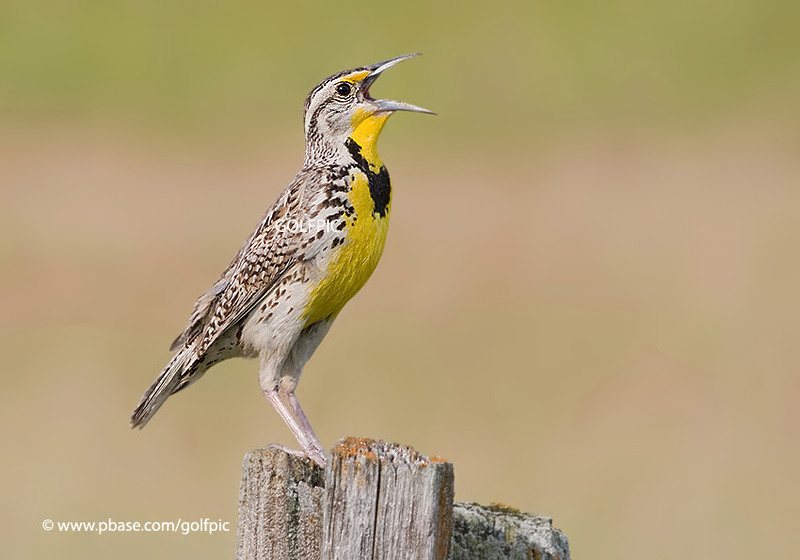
<box><xmin>131</xmin><ymin>54</ymin><xmax>432</xmax><ymax>467</ymax></box>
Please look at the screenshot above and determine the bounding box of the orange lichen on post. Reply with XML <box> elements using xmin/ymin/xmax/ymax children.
<box><xmin>332</xmin><ymin>437</ymin><xmax>443</xmax><ymax>466</ymax></box>
<box><xmin>334</xmin><ymin>437</ymin><xmax>379</xmax><ymax>461</ymax></box>
<box><xmin>488</xmin><ymin>502</ymin><xmax>521</xmax><ymax>514</ymax></box>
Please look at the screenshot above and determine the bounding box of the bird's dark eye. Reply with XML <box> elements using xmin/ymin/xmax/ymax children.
<box><xmin>335</xmin><ymin>82</ymin><xmax>352</xmax><ymax>96</ymax></box>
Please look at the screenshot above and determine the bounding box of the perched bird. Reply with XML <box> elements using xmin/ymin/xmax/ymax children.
<box><xmin>131</xmin><ymin>54</ymin><xmax>432</xmax><ymax>467</ymax></box>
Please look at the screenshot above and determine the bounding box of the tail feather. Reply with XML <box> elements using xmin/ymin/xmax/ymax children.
<box><xmin>131</xmin><ymin>352</ymin><xmax>192</xmax><ymax>429</ymax></box>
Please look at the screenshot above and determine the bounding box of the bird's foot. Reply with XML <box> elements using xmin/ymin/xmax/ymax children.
<box><xmin>304</xmin><ymin>442</ymin><xmax>328</xmax><ymax>469</ymax></box>
<box><xmin>266</xmin><ymin>443</ymin><xmax>328</xmax><ymax>469</ymax></box>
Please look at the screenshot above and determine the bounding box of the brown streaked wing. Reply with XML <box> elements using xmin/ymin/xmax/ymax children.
<box><xmin>172</xmin><ymin>173</ymin><xmax>310</xmax><ymax>358</ymax></box>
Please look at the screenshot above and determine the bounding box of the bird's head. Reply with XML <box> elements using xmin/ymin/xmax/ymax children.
<box><xmin>302</xmin><ymin>54</ymin><xmax>433</xmax><ymax>167</ymax></box>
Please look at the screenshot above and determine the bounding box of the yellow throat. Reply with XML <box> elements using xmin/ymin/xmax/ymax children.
<box><xmin>349</xmin><ymin>109</ymin><xmax>390</xmax><ymax>169</ymax></box>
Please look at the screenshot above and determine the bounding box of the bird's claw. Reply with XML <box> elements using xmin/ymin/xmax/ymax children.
<box><xmin>267</xmin><ymin>443</ymin><xmax>327</xmax><ymax>469</ymax></box>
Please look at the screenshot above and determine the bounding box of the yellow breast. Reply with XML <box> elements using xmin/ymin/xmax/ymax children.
<box><xmin>301</xmin><ymin>112</ymin><xmax>394</xmax><ymax>325</ymax></box>
<box><xmin>302</xmin><ymin>169</ymin><xmax>391</xmax><ymax>325</ymax></box>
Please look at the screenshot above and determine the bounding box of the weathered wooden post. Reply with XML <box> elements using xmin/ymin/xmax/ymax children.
<box><xmin>237</xmin><ymin>438</ymin><xmax>570</xmax><ymax>560</ymax></box>
<box><xmin>322</xmin><ymin>438</ymin><xmax>454</xmax><ymax>559</ymax></box>
<box><xmin>237</xmin><ymin>446</ymin><xmax>325</xmax><ymax>559</ymax></box>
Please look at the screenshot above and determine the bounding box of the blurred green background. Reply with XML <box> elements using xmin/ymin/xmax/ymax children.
<box><xmin>2</xmin><ymin>0</ymin><xmax>799</xmax><ymax>558</ymax></box>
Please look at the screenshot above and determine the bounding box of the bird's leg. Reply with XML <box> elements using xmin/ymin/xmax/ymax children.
<box><xmin>280</xmin><ymin>388</ymin><xmax>327</xmax><ymax>467</ymax></box>
<box><xmin>263</xmin><ymin>387</ymin><xmax>327</xmax><ymax>468</ymax></box>
<box><xmin>263</xmin><ymin>388</ymin><xmax>310</xmax><ymax>447</ymax></box>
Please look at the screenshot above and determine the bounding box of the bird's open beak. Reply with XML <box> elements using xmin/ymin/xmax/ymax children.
<box><xmin>362</xmin><ymin>54</ymin><xmax>436</xmax><ymax>115</ymax></box>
